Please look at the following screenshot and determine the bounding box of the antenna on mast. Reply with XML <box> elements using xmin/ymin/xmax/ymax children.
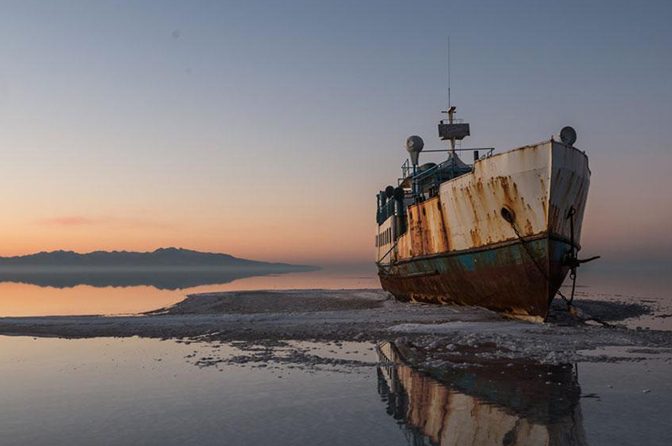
<box><xmin>447</xmin><ymin>36</ymin><xmax>451</xmax><ymax>108</ymax></box>
<box><xmin>439</xmin><ymin>38</ymin><xmax>470</xmax><ymax>158</ymax></box>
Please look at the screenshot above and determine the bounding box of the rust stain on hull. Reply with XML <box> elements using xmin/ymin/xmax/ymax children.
<box><xmin>379</xmin><ymin>236</ymin><xmax>571</xmax><ymax>321</ymax></box>
<box><xmin>405</xmin><ymin>196</ymin><xmax>449</xmax><ymax>258</ymax></box>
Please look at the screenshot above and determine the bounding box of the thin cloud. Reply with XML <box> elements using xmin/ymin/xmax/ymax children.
<box><xmin>38</xmin><ymin>216</ymin><xmax>100</xmax><ymax>226</ymax></box>
<box><xmin>37</xmin><ymin>215</ymin><xmax>172</xmax><ymax>230</ymax></box>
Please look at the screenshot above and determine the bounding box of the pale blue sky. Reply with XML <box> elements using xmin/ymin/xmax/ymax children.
<box><xmin>0</xmin><ymin>0</ymin><xmax>670</xmax><ymax>263</ymax></box>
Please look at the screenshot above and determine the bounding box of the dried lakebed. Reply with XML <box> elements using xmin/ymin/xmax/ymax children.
<box><xmin>1</xmin><ymin>289</ymin><xmax>671</xmax><ymax>368</ymax></box>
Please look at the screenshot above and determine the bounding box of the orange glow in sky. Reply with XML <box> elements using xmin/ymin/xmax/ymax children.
<box><xmin>0</xmin><ymin>2</ymin><xmax>670</xmax><ymax>266</ymax></box>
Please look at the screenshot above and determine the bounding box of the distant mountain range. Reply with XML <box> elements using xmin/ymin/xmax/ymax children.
<box><xmin>0</xmin><ymin>248</ymin><xmax>313</xmax><ymax>271</ymax></box>
<box><xmin>0</xmin><ymin>248</ymin><xmax>317</xmax><ymax>289</ymax></box>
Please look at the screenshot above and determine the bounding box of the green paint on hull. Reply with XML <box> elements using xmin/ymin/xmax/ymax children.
<box><xmin>378</xmin><ymin>236</ymin><xmax>572</xmax><ymax>320</ymax></box>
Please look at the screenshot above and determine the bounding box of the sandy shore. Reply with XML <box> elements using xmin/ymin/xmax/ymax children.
<box><xmin>1</xmin><ymin>289</ymin><xmax>671</xmax><ymax>366</ymax></box>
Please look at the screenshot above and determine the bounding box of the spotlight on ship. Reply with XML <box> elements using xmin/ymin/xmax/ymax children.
<box><xmin>405</xmin><ymin>135</ymin><xmax>424</xmax><ymax>166</ymax></box>
<box><xmin>560</xmin><ymin>126</ymin><xmax>577</xmax><ymax>146</ymax></box>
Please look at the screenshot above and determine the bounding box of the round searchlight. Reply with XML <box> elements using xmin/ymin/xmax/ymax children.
<box><xmin>405</xmin><ymin>135</ymin><xmax>424</xmax><ymax>166</ymax></box>
<box><xmin>560</xmin><ymin>126</ymin><xmax>577</xmax><ymax>146</ymax></box>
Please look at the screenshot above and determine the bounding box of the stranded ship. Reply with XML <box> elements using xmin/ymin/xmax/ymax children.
<box><xmin>375</xmin><ymin>106</ymin><xmax>593</xmax><ymax>321</ymax></box>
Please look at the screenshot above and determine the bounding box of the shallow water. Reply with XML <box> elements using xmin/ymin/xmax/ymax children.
<box><xmin>1</xmin><ymin>263</ymin><xmax>670</xmax><ymax>326</ymax></box>
<box><xmin>0</xmin><ymin>264</ymin><xmax>379</xmax><ymax>316</ymax></box>
<box><xmin>1</xmin><ymin>336</ymin><xmax>670</xmax><ymax>446</ymax></box>
<box><xmin>1</xmin><ymin>265</ymin><xmax>671</xmax><ymax>445</ymax></box>
<box><xmin>570</xmin><ymin>266</ymin><xmax>672</xmax><ymax>330</ymax></box>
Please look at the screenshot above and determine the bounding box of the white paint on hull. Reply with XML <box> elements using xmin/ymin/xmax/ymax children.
<box><xmin>377</xmin><ymin>140</ymin><xmax>590</xmax><ymax>264</ymax></box>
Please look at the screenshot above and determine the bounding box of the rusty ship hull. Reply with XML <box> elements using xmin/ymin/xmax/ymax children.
<box><xmin>375</xmin><ymin>140</ymin><xmax>590</xmax><ymax>321</ymax></box>
<box><xmin>379</xmin><ymin>236</ymin><xmax>571</xmax><ymax>319</ymax></box>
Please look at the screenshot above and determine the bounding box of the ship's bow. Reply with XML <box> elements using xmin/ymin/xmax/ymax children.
<box><xmin>545</xmin><ymin>141</ymin><xmax>591</xmax><ymax>307</ymax></box>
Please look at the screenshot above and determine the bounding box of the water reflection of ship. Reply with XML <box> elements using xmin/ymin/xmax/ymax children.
<box><xmin>377</xmin><ymin>342</ymin><xmax>587</xmax><ymax>446</ymax></box>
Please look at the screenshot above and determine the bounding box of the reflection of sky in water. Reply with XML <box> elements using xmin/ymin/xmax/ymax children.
<box><xmin>1</xmin><ymin>336</ymin><xmax>670</xmax><ymax>446</ymax></box>
<box><xmin>0</xmin><ymin>265</ymin><xmax>379</xmax><ymax>316</ymax></box>
<box><xmin>568</xmin><ymin>267</ymin><xmax>672</xmax><ymax>330</ymax></box>
<box><xmin>0</xmin><ymin>336</ymin><xmax>406</xmax><ymax>446</ymax></box>
<box><xmin>1</xmin><ymin>264</ymin><xmax>670</xmax><ymax>332</ymax></box>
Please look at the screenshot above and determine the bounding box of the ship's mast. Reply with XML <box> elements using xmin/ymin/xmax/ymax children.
<box><xmin>445</xmin><ymin>106</ymin><xmax>457</xmax><ymax>156</ymax></box>
<box><xmin>438</xmin><ymin>106</ymin><xmax>469</xmax><ymax>161</ymax></box>
<box><xmin>446</xmin><ymin>37</ymin><xmax>456</xmax><ymax>156</ymax></box>
<box><xmin>438</xmin><ymin>39</ymin><xmax>469</xmax><ymax>160</ymax></box>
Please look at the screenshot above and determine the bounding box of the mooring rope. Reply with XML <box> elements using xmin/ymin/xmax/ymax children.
<box><xmin>506</xmin><ymin>220</ymin><xmax>572</xmax><ymax>304</ymax></box>
<box><xmin>504</xmin><ymin>215</ymin><xmax>611</xmax><ymax>327</ymax></box>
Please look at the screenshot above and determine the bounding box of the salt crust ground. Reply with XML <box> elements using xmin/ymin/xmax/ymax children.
<box><xmin>1</xmin><ymin>289</ymin><xmax>670</xmax><ymax>368</ymax></box>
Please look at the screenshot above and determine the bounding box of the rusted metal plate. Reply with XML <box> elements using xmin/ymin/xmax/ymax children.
<box><xmin>440</xmin><ymin>142</ymin><xmax>552</xmax><ymax>252</ymax></box>
<box><xmin>404</xmin><ymin>197</ymin><xmax>449</xmax><ymax>259</ymax></box>
<box><xmin>380</xmin><ymin>236</ymin><xmax>571</xmax><ymax>321</ymax></box>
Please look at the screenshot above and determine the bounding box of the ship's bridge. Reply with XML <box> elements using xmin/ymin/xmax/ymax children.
<box><xmin>375</xmin><ymin>106</ymin><xmax>495</xmax><ymax>263</ymax></box>
<box><xmin>399</xmin><ymin>152</ymin><xmax>472</xmax><ymax>196</ymax></box>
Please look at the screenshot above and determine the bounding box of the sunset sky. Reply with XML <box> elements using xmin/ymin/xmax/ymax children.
<box><xmin>0</xmin><ymin>0</ymin><xmax>670</xmax><ymax>265</ymax></box>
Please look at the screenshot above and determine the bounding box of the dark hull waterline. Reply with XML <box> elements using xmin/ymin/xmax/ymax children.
<box><xmin>379</xmin><ymin>235</ymin><xmax>571</xmax><ymax>321</ymax></box>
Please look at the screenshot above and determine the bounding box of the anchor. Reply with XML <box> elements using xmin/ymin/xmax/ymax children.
<box><xmin>562</xmin><ymin>206</ymin><xmax>600</xmax><ymax>310</ymax></box>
